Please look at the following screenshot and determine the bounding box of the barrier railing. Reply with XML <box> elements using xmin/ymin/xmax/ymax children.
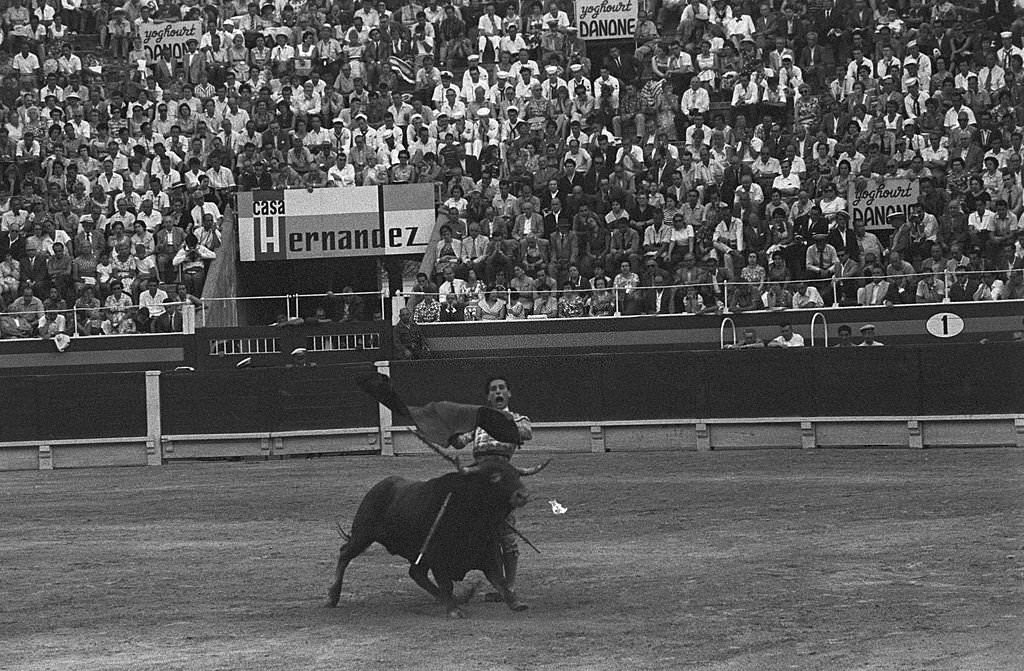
<box><xmin>2</xmin><ymin>267</ymin><xmax>1017</xmax><ymax>339</ymax></box>
<box><xmin>393</xmin><ymin>266</ymin><xmax>1024</xmax><ymax>322</ymax></box>
<box><xmin>0</xmin><ymin>300</ymin><xmax>202</xmax><ymax>339</ymax></box>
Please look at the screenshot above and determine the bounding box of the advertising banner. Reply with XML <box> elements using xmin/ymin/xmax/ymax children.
<box><xmin>138</xmin><ymin>20</ymin><xmax>203</xmax><ymax>62</ymax></box>
<box><xmin>847</xmin><ymin>177</ymin><xmax>920</xmax><ymax>231</ymax></box>
<box><xmin>573</xmin><ymin>0</ymin><xmax>638</xmax><ymax>41</ymax></box>
<box><xmin>237</xmin><ymin>185</ymin><xmax>437</xmax><ymax>262</ymax></box>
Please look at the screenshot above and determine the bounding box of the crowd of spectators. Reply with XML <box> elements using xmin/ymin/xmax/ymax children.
<box><xmin>2</xmin><ymin>0</ymin><xmax>1024</xmax><ymax>339</ymax></box>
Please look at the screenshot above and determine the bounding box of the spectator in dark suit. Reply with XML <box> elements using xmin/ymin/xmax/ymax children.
<box><xmin>604</xmin><ymin>47</ymin><xmax>637</xmax><ymax>83</ymax></box>
<box><xmin>640</xmin><ymin>272</ymin><xmax>674</xmax><ymax>314</ymax></box>
<box><xmin>20</xmin><ymin>246</ymin><xmax>49</xmax><ymax>296</ymax></box>
<box><xmin>798</xmin><ymin>31</ymin><xmax>834</xmax><ymax>91</ymax></box>
<box><xmin>948</xmin><ymin>270</ymin><xmax>981</xmax><ymax>302</ymax></box>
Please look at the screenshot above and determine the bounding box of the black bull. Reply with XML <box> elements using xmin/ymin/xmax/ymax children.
<box><xmin>325</xmin><ymin>459</ymin><xmax>547</xmax><ymax>618</ymax></box>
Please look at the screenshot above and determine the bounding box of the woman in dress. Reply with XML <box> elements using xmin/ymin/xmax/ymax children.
<box><xmin>740</xmin><ymin>251</ymin><xmax>766</xmax><ymax>294</ymax></box>
<box><xmin>442</xmin><ymin>185</ymin><xmax>468</xmax><ymax>219</ymax></box>
<box><xmin>477</xmin><ymin>287</ymin><xmax>507</xmax><ymax>320</ymax></box>
<box><xmin>667</xmin><ymin>212</ymin><xmax>695</xmax><ymax>265</ymax></box>
<box><xmin>589</xmin><ymin>276</ymin><xmax>615</xmax><ymax>316</ymax></box>
<box><xmin>229</xmin><ymin>34</ymin><xmax>250</xmax><ymax>81</ymax></box>
<box><xmin>557</xmin><ymin>283</ymin><xmax>586</xmax><ymax>317</ymax></box>
<box><xmin>817</xmin><ymin>181</ymin><xmax>847</xmax><ymax>222</ymax></box>
<box><xmin>0</xmin><ymin>252</ymin><xmax>20</xmax><ymax>301</ymax></box>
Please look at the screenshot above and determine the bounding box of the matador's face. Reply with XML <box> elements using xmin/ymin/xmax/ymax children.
<box><xmin>487</xmin><ymin>378</ymin><xmax>511</xmax><ymax>411</ymax></box>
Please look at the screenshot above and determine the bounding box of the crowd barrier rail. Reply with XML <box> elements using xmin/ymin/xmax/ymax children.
<box><xmin>1</xmin><ymin>347</ymin><xmax>1022</xmax><ymax>471</ymax></box>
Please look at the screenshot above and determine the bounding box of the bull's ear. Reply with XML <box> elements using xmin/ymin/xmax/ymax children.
<box><xmin>489</xmin><ymin>472</ymin><xmax>503</xmax><ymax>484</ymax></box>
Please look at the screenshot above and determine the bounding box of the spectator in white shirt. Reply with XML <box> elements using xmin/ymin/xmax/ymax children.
<box><xmin>767</xmin><ymin>322</ymin><xmax>805</xmax><ymax>347</ymax></box>
<box><xmin>328</xmin><ymin>154</ymin><xmax>357</xmax><ymax>186</ymax></box>
<box><xmin>680</xmin><ymin>78</ymin><xmax>710</xmax><ymax>114</ymax></box>
<box><xmin>138</xmin><ymin>277</ymin><xmax>169</xmax><ymax>331</ymax></box>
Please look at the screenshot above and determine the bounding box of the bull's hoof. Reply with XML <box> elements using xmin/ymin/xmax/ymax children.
<box><xmin>323</xmin><ymin>598</ymin><xmax>339</xmax><ymax>608</ymax></box>
<box><xmin>483</xmin><ymin>592</ymin><xmax>503</xmax><ymax>602</ymax></box>
<box><xmin>446</xmin><ymin>607</ymin><xmax>466</xmax><ymax>619</ymax></box>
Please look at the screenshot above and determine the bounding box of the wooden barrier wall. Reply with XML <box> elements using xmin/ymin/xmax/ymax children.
<box><xmin>1</xmin><ymin>346</ymin><xmax>1022</xmax><ymax>471</ymax></box>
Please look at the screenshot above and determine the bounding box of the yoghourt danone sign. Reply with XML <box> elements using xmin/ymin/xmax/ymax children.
<box><xmin>574</xmin><ymin>0</ymin><xmax>638</xmax><ymax>40</ymax></box>
<box><xmin>847</xmin><ymin>177</ymin><xmax>920</xmax><ymax>231</ymax></box>
<box><xmin>138</xmin><ymin>21</ymin><xmax>202</xmax><ymax>62</ymax></box>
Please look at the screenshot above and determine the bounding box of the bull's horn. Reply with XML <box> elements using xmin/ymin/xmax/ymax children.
<box><xmin>516</xmin><ymin>459</ymin><xmax>551</xmax><ymax>476</ymax></box>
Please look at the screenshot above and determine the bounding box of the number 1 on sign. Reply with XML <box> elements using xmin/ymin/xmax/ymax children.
<box><xmin>926</xmin><ymin>312</ymin><xmax>964</xmax><ymax>338</ymax></box>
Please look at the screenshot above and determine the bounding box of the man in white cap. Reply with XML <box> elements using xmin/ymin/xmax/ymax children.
<box><xmin>486</xmin><ymin>70</ymin><xmax>509</xmax><ymax>103</ymax></box>
<box><xmin>857</xmin><ymin>324</ymin><xmax>883</xmax><ymax>346</ymax></box>
<box><xmin>462</xmin><ymin>53</ymin><xmax>490</xmax><ymax>93</ymax></box>
<box><xmin>540</xmin><ymin>64</ymin><xmax>567</xmax><ymax>98</ymax></box>
<box><xmin>997</xmin><ymin>31</ymin><xmax>1023</xmax><ymax>71</ymax></box>
<box><xmin>903</xmin><ymin>76</ymin><xmax>929</xmax><ymax>119</ymax></box>
<box><xmin>566</xmin><ymin>63</ymin><xmax>591</xmax><ymax>99</ymax></box>
<box><xmin>431</xmin><ymin>70</ymin><xmax>461</xmax><ymax>106</ymax></box>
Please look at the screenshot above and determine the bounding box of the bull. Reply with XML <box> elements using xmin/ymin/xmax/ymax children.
<box><xmin>325</xmin><ymin>458</ymin><xmax>548</xmax><ymax>618</ymax></box>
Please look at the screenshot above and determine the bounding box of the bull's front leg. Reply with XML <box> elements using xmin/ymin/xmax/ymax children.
<box><xmin>431</xmin><ymin>570</ymin><xmax>465</xmax><ymax>619</ymax></box>
<box><xmin>408</xmin><ymin>564</ymin><xmax>442</xmax><ymax>600</ymax></box>
<box><xmin>482</xmin><ymin>561</ymin><xmax>528</xmax><ymax>612</ymax></box>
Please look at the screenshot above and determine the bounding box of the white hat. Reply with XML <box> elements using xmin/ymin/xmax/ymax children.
<box><xmin>905</xmin><ymin>77</ymin><xmax>919</xmax><ymax>86</ymax></box>
<box><xmin>332</xmin><ymin>116</ymin><xmax>345</xmax><ymax>124</ymax></box>
<box><xmin>410</xmin><ymin>112</ymin><xmax>423</xmax><ymax>121</ymax></box>
<box><xmin>569</xmin><ymin>63</ymin><xmax>583</xmax><ymax>72</ymax></box>
<box><xmin>904</xmin><ymin>57</ymin><xmax>918</xmax><ymax>65</ymax></box>
<box><xmin>354</xmin><ymin>112</ymin><xmax>367</xmax><ymax>120</ymax></box>
<box><xmin>1001</xmin><ymin>31</ymin><xmax>1014</xmax><ymax>39</ymax></box>
<box><xmin>506</xmin><ymin>105</ymin><xmax>519</xmax><ymax>114</ymax></box>
<box><xmin>441</xmin><ymin>70</ymin><xmax>453</xmax><ymax>77</ymax></box>
<box><xmin>476</xmin><ymin>108</ymin><xmax>490</xmax><ymax>118</ymax></box>
<box><xmin>496</xmin><ymin>70</ymin><xmax>509</xmax><ymax>79</ymax></box>
<box><xmin>223</xmin><ymin>19</ymin><xmax>234</xmax><ymax>25</ymax></box>
<box><xmin>782</xmin><ymin>50</ymin><xmax>794</xmax><ymax>60</ymax></box>
<box><xmin>468</xmin><ymin>54</ymin><xmax>480</xmax><ymax>63</ymax></box>
<box><xmin>545</xmin><ymin>65</ymin><xmax>558</xmax><ymax>75</ymax></box>
<box><xmin>452</xmin><ymin>110</ymin><xmax>465</xmax><ymax>119</ymax></box>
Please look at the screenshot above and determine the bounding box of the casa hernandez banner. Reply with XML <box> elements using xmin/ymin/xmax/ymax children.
<box><xmin>237</xmin><ymin>185</ymin><xmax>437</xmax><ymax>262</ymax></box>
<box><xmin>847</xmin><ymin>177</ymin><xmax>920</xmax><ymax>230</ymax></box>
<box><xmin>574</xmin><ymin>0</ymin><xmax>638</xmax><ymax>41</ymax></box>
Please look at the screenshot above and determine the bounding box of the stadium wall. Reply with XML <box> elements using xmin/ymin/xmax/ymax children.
<box><xmin>1</xmin><ymin>345</ymin><xmax>1022</xmax><ymax>470</ymax></box>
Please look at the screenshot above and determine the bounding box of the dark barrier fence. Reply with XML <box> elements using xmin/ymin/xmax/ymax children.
<box><xmin>0</xmin><ymin>372</ymin><xmax>148</xmax><ymax>442</ymax></box>
<box><xmin>159</xmin><ymin>363</ymin><xmax>379</xmax><ymax>436</ymax></box>
<box><xmin>390</xmin><ymin>343</ymin><xmax>1024</xmax><ymax>423</ymax></box>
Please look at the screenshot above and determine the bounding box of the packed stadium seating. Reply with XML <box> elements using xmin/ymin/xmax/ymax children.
<box><xmin>0</xmin><ymin>0</ymin><xmax>1023</xmax><ymax>344</ymax></box>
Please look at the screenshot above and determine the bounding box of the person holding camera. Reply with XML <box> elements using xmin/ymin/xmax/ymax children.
<box><xmin>172</xmin><ymin>233</ymin><xmax>216</xmax><ymax>296</ymax></box>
